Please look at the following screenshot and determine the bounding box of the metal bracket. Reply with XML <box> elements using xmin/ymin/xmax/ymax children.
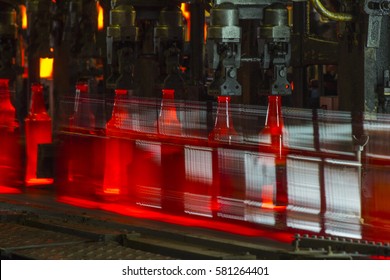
<box><xmin>367</xmin><ymin>15</ymin><xmax>382</xmax><ymax>48</ymax></box>
<box><xmin>364</xmin><ymin>0</ymin><xmax>390</xmax><ymax>15</ymax></box>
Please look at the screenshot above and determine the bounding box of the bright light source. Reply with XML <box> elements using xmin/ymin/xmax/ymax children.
<box><xmin>181</xmin><ymin>4</ymin><xmax>190</xmax><ymax>41</ymax></box>
<box><xmin>97</xmin><ymin>2</ymin><xmax>104</xmax><ymax>31</ymax></box>
<box><xmin>20</xmin><ymin>5</ymin><xmax>27</xmax><ymax>30</ymax></box>
<box><xmin>39</xmin><ymin>58</ymin><xmax>53</xmax><ymax>79</ymax></box>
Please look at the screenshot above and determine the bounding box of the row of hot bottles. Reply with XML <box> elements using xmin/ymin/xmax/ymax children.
<box><xmin>57</xmin><ymin>82</ymin><xmax>288</xmax><ymax>218</ymax></box>
<box><xmin>0</xmin><ymin>78</ymin><xmax>287</xmax><ymax>215</ymax></box>
<box><xmin>0</xmin><ymin>79</ymin><xmax>53</xmax><ymax>188</ymax></box>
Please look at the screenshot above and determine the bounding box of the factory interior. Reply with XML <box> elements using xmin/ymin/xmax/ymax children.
<box><xmin>1</xmin><ymin>0</ymin><xmax>390</xmax><ymax>260</ymax></box>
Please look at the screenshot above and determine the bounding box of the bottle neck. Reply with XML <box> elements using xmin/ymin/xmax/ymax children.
<box><xmin>160</xmin><ymin>88</ymin><xmax>178</xmax><ymax>117</ymax></box>
<box><xmin>0</xmin><ymin>79</ymin><xmax>13</xmax><ymax>109</ymax></box>
<box><xmin>214</xmin><ymin>96</ymin><xmax>233</xmax><ymax>129</ymax></box>
<box><xmin>0</xmin><ymin>78</ymin><xmax>18</xmax><ymax>128</ymax></box>
<box><xmin>158</xmin><ymin>89</ymin><xmax>181</xmax><ymax>135</ymax></box>
<box><xmin>265</xmin><ymin>96</ymin><xmax>283</xmax><ymax>135</ymax></box>
<box><xmin>74</xmin><ymin>82</ymin><xmax>89</xmax><ymax>113</ymax></box>
<box><xmin>0</xmin><ymin>79</ymin><xmax>9</xmax><ymax>94</ymax></box>
<box><xmin>113</xmin><ymin>89</ymin><xmax>128</xmax><ymax>104</ymax></box>
<box><xmin>76</xmin><ymin>82</ymin><xmax>89</xmax><ymax>94</ymax></box>
<box><xmin>108</xmin><ymin>89</ymin><xmax>130</xmax><ymax>128</ymax></box>
<box><xmin>208</xmin><ymin>96</ymin><xmax>241</xmax><ymax>143</ymax></box>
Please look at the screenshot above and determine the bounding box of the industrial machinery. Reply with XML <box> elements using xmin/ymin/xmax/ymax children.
<box><xmin>2</xmin><ymin>0</ymin><xmax>390</xmax><ymax>260</ymax></box>
<box><xmin>106</xmin><ymin>0</ymin><xmax>139</xmax><ymax>92</ymax></box>
<box><xmin>207</xmin><ymin>0</ymin><xmax>291</xmax><ymax>97</ymax></box>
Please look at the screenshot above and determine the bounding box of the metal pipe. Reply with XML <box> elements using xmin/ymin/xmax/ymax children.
<box><xmin>310</xmin><ymin>0</ymin><xmax>354</xmax><ymax>22</ymax></box>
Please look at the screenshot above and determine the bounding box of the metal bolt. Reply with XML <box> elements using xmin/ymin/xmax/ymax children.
<box><xmin>229</xmin><ymin>69</ymin><xmax>236</xmax><ymax>78</ymax></box>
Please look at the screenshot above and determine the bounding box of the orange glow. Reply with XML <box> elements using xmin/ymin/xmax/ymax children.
<box><xmin>204</xmin><ymin>23</ymin><xmax>208</xmax><ymax>42</ymax></box>
<box><xmin>39</xmin><ymin>58</ymin><xmax>54</xmax><ymax>79</ymax></box>
<box><xmin>204</xmin><ymin>10</ymin><xmax>210</xmax><ymax>42</ymax></box>
<box><xmin>20</xmin><ymin>5</ymin><xmax>27</xmax><ymax>30</ymax></box>
<box><xmin>261</xmin><ymin>184</ymin><xmax>275</xmax><ymax>209</ymax></box>
<box><xmin>97</xmin><ymin>1</ymin><xmax>104</xmax><ymax>31</ymax></box>
<box><xmin>181</xmin><ymin>3</ymin><xmax>190</xmax><ymax>41</ymax></box>
<box><xmin>25</xmin><ymin>178</ymin><xmax>54</xmax><ymax>186</ymax></box>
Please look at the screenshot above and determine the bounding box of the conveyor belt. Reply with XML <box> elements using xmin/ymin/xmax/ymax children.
<box><xmin>0</xmin><ymin>217</ymin><xmax>174</xmax><ymax>260</ymax></box>
<box><xmin>0</xmin><ymin>196</ymin><xmax>383</xmax><ymax>260</ymax></box>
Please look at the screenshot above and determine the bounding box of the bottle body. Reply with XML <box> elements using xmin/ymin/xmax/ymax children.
<box><xmin>209</xmin><ymin>96</ymin><xmax>245</xmax><ymax>218</ymax></box>
<box><xmin>0</xmin><ymin>79</ymin><xmax>22</xmax><ymax>188</ymax></box>
<box><xmin>102</xmin><ymin>89</ymin><xmax>134</xmax><ymax>199</ymax></box>
<box><xmin>259</xmin><ymin>95</ymin><xmax>288</xmax><ymax>207</ymax></box>
<box><xmin>65</xmin><ymin>80</ymin><xmax>103</xmax><ymax>199</ymax></box>
<box><xmin>158</xmin><ymin>89</ymin><xmax>185</xmax><ymax>213</ymax></box>
<box><xmin>260</xmin><ymin>96</ymin><xmax>287</xmax><ymax>162</ymax></box>
<box><xmin>24</xmin><ymin>83</ymin><xmax>53</xmax><ymax>186</ymax></box>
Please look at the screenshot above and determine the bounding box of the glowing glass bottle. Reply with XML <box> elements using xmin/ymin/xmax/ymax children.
<box><xmin>24</xmin><ymin>83</ymin><xmax>53</xmax><ymax>186</ymax></box>
<box><xmin>158</xmin><ymin>89</ymin><xmax>182</xmax><ymax>136</ymax></box>
<box><xmin>0</xmin><ymin>79</ymin><xmax>18</xmax><ymax>128</ymax></box>
<box><xmin>261</xmin><ymin>96</ymin><xmax>287</xmax><ymax>161</ymax></box>
<box><xmin>0</xmin><ymin>79</ymin><xmax>22</xmax><ymax>188</ymax></box>
<box><xmin>208</xmin><ymin>96</ymin><xmax>245</xmax><ymax>219</ymax></box>
<box><xmin>158</xmin><ymin>89</ymin><xmax>186</xmax><ymax>214</ymax></box>
<box><xmin>102</xmin><ymin>89</ymin><xmax>134</xmax><ymax>199</ymax></box>
<box><xmin>68</xmin><ymin>78</ymin><xmax>106</xmax><ymax>202</ymax></box>
<box><xmin>259</xmin><ymin>95</ymin><xmax>288</xmax><ymax>207</ymax></box>
<box><xmin>71</xmin><ymin>81</ymin><xmax>95</xmax><ymax>131</ymax></box>
<box><xmin>67</xmin><ymin>81</ymin><xmax>95</xmax><ymax>186</ymax></box>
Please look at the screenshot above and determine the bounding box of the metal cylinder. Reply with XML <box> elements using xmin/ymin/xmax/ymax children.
<box><xmin>263</xmin><ymin>3</ymin><xmax>288</xmax><ymax>27</ymax></box>
<box><xmin>154</xmin><ymin>6</ymin><xmax>184</xmax><ymax>41</ymax></box>
<box><xmin>107</xmin><ymin>0</ymin><xmax>138</xmax><ymax>42</ymax></box>
<box><xmin>258</xmin><ymin>3</ymin><xmax>290</xmax><ymax>40</ymax></box>
<box><xmin>210</xmin><ymin>2</ymin><xmax>239</xmax><ymax>27</ymax></box>
<box><xmin>207</xmin><ymin>3</ymin><xmax>240</xmax><ymax>41</ymax></box>
<box><xmin>110</xmin><ymin>1</ymin><xmax>136</xmax><ymax>27</ymax></box>
<box><xmin>158</xmin><ymin>6</ymin><xmax>183</xmax><ymax>28</ymax></box>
